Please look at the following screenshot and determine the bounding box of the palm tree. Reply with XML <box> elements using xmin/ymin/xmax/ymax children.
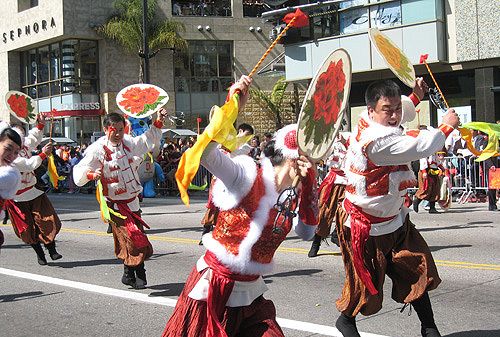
<box><xmin>250</xmin><ymin>77</ymin><xmax>289</xmax><ymax>130</ymax></box>
<box><xmin>98</xmin><ymin>0</ymin><xmax>187</xmax><ymax>83</ymax></box>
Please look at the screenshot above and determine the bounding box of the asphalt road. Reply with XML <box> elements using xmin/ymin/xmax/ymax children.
<box><xmin>0</xmin><ymin>193</ymin><xmax>499</xmax><ymax>337</ymax></box>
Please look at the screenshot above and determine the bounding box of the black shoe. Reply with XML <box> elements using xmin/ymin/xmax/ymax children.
<box><xmin>331</xmin><ymin>230</ymin><xmax>340</xmax><ymax>247</ymax></box>
<box><xmin>488</xmin><ymin>205</ymin><xmax>498</xmax><ymax>211</ymax></box>
<box><xmin>413</xmin><ymin>198</ymin><xmax>421</xmax><ymax>213</ymax></box>
<box><xmin>37</xmin><ymin>256</ymin><xmax>48</xmax><ymax>265</ymax></box>
<box><xmin>308</xmin><ymin>234</ymin><xmax>322</xmax><ymax>258</ymax></box>
<box><xmin>421</xmin><ymin>326</ymin><xmax>441</xmax><ymax>337</ymax></box>
<box><xmin>2</xmin><ymin>213</ymin><xmax>8</xmax><ymax>224</ymax></box>
<box><xmin>121</xmin><ymin>265</ymin><xmax>136</xmax><ymax>287</ymax></box>
<box><xmin>106</xmin><ymin>224</ymin><xmax>113</xmax><ymax>234</ymax></box>
<box><xmin>412</xmin><ymin>292</ymin><xmax>441</xmax><ymax>337</ymax></box>
<box><xmin>428</xmin><ymin>202</ymin><xmax>439</xmax><ymax>214</ymax></box>
<box><xmin>31</xmin><ymin>243</ymin><xmax>47</xmax><ymax>265</ymax></box>
<box><xmin>44</xmin><ymin>242</ymin><xmax>62</xmax><ymax>260</ymax></box>
<box><xmin>134</xmin><ymin>263</ymin><xmax>147</xmax><ymax>289</ymax></box>
<box><xmin>335</xmin><ymin>313</ymin><xmax>361</xmax><ymax>337</ymax></box>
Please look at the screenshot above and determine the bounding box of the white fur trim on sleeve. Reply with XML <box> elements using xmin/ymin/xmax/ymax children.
<box><xmin>211</xmin><ymin>155</ymin><xmax>258</xmax><ymax>211</ymax></box>
<box><xmin>0</xmin><ymin>166</ymin><xmax>21</xmax><ymax>199</ymax></box>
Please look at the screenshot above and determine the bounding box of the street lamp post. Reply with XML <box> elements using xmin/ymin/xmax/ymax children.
<box><xmin>142</xmin><ymin>0</ymin><xmax>150</xmax><ymax>84</ymax></box>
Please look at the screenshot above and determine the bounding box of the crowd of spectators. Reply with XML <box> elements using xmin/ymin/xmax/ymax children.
<box><xmin>32</xmin><ymin>143</ymin><xmax>86</xmax><ymax>194</ymax></box>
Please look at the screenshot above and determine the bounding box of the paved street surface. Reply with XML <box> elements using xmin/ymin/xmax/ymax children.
<box><xmin>0</xmin><ymin>193</ymin><xmax>499</xmax><ymax>337</ymax></box>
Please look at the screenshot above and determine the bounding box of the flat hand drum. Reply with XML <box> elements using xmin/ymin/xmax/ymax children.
<box><xmin>369</xmin><ymin>27</ymin><xmax>416</xmax><ymax>88</ymax></box>
<box><xmin>297</xmin><ymin>48</ymin><xmax>352</xmax><ymax>160</ymax></box>
<box><xmin>116</xmin><ymin>83</ymin><xmax>169</xmax><ymax>118</ymax></box>
<box><xmin>5</xmin><ymin>91</ymin><xmax>37</xmax><ymax>124</ymax></box>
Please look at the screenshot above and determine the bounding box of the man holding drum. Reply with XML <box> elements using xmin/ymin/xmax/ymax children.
<box><xmin>335</xmin><ymin>79</ymin><xmax>460</xmax><ymax>337</ymax></box>
<box><xmin>73</xmin><ymin>110</ymin><xmax>167</xmax><ymax>289</ymax></box>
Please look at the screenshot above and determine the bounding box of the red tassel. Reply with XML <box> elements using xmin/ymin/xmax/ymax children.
<box><xmin>343</xmin><ymin>199</ymin><xmax>382</xmax><ymax>296</ymax></box>
<box><xmin>419</xmin><ymin>54</ymin><xmax>429</xmax><ymax>64</ymax></box>
<box><xmin>350</xmin><ymin>213</ymin><xmax>378</xmax><ymax>296</ymax></box>
<box><xmin>283</xmin><ymin>8</ymin><xmax>309</xmax><ymax>28</ymax></box>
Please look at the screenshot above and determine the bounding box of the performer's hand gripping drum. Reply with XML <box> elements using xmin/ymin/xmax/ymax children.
<box><xmin>297</xmin><ymin>48</ymin><xmax>352</xmax><ymax>161</ymax></box>
<box><xmin>272</xmin><ymin>49</ymin><xmax>352</xmax><ymax>232</ymax></box>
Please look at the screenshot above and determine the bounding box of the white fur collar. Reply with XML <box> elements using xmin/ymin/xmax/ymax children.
<box><xmin>211</xmin><ymin>155</ymin><xmax>259</xmax><ymax>211</ymax></box>
<box><xmin>203</xmin><ymin>156</ymin><xmax>281</xmax><ymax>275</ymax></box>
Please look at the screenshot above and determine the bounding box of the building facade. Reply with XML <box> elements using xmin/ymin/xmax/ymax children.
<box><xmin>0</xmin><ymin>0</ymin><xmax>281</xmax><ymax>142</ymax></box>
<box><xmin>272</xmin><ymin>0</ymin><xmax>500</xmax><ymax>128</ymax></box>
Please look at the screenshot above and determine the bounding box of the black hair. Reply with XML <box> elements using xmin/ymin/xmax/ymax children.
<box><xmin>365</xmin><ymin>80</ymin><xmax>401</xmax><ymax>108</ymax></box>
<box><xmin>262</xmin><ymin>140</ymin><xmax>284</xmax><ymax>166</ymax></box>
<box><xmin>103</xmin><ymin>112</ymin><xmax>126</xmax><ymax>127</ymax></box>
<box><xmin>237</xmin><ymin>123</ymin><xmax>254</xmax><ymax>135</ymax></box>
<box><xmin>0</xmin><ymin>127</ymin><xmax>22</xmax><ymax>147</ymax></box>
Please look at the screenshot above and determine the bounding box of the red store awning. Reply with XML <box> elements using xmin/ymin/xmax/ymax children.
<box><xmin>46</xmin><ymin>109</ymin><xmax>105</xmax><ymax>118</ymax></box>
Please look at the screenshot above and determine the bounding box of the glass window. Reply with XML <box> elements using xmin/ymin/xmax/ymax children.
<box><xmin>78</xmin><ymin>40</ymin><xmax>99</xmax><ymax>94</ymax></box>
<box><xmin>174</xmin><ymin>40</ymin><xmax>233</xmax><ymax>129</ymax></box>
<box><xmin>191</xmin><ymin>41</ymin><xmax>217</xmax><ymax>77</ymax></box>
<box><xmin>37</xmin><ymin>46</ymin><xmax>50</xmax><ymax>83</ymax></box>
<box><xmin>22</xmin><ymin>49</ymin><xmax>37</xmax><ymax>98</ymax></box>
<box><xmin>21</xmin><ymin>39</ymin><xmax>99</xmax><ymax>99</ymax></box>
<box><xmin>172</xmin><ymin>0</ymin><xmax>231</xmax><ymax>17</ymax></box>
<box><xmin>339</xmin><ymin>0</ymin><xmax>369</xmax><ymax>34</ymax></box>
<box><xmin>243</xmin><ymin>0</ymin><xmax>265</xmax><ymax>17</ymax></box>
<box><xmin>62</xmin><ymin>40</ymin><xmax>77</xmax><ymax>94</ymax></box>
<box><xmin>18</xmin><ymin>0</ymin><xmax>37</xmax><ymax>12</ymax></box>
<box><xmin>50</xmin><ymin>43</ymin><xmax>61</xmax><ymax>96</ymax></box>
<box><xmin>402</xmin><ymin>0</ymin><xmax>440</xmax><ymax>24</ymax></box>
<box><xmin>370</xmin><ymin>1</ymin><xmax>402</xmax><ymax>29</ymax></box>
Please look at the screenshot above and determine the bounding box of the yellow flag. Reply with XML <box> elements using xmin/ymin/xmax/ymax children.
<box><xmin>176</xmin><ymin>94</ymin><xmax>240</xmax><ymax>205</ymax></box>
<box><xmin>47</xmin><ymin>154</ymin><xmax>60</xmax><ymax>189</ymax></box>
<box><xmin>460</xmin><ymin>122</ymin><xmax>500</xmax><ymax>162</ymax></box>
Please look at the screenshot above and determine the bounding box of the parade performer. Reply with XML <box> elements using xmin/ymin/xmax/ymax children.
<box><xmin>73</xmin><ymin>110</ymin><xmax>167</xmax><ymax>289</ymax></box>
<box><xmin>335</xmin><ymin>79</ymin><xmax>460</xmax><ymax>337</ymax></box>
<box><xmin>199</xmin><ymin>122</ymin><xmax>254</xmax><ymax>244</ymax></box>
<box><xmin>413</xmin><ymin>149</ymin><xmax>447</xmax><ymax>213</ymax></box>
<box><xmin>308</xmin><ymin>135</ymin><xmax>348</xmax><ymax>257</ymax></box>
<box><xmin>162</xmin><ymin>77</ymin><xmax>318</xmax><ymax>337</ymax></box>
<box><xmin>4</xmin><ymin>115</ymin><xmax>64</xmax><ymax>265</ymax></box>
<box><xmin>0</xmin><ymin>123</ymin><xmax>22</xmax><ymax>251</ymax></box>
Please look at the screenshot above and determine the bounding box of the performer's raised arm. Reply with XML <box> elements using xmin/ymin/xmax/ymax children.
<box><xmin>128</xmin><ymin>108</ymin><xmax>168</xmax><ymax>155</ymax></box>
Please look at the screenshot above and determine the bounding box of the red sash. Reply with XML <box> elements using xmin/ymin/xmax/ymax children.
<box><xmin>16</xmin><ymin>186</ymin><xmax>33</xmax><ymax>195</ymax></box>
<box><xmin>109</xmin><ymin>198</ymin><xmax>151</xmax><ymax>249</ymax></box>
<box><xmin>3</xmin><ymin>200</ymin><xmax>29</xmax><ymax>234</ymax></box>
<box><xmin>319</xmin><ymin>168</ymin><xmax>345</xmax><ymax>204</ymax></box>
<box><xmin>343</xmin><ymin>199</ymin><xmax>395</xmax><ymax>296</ymax></box>
<box><xmin>203</xmin><ymin>251</ymin><xmax>259</xmax><ymax>337</ymax></box>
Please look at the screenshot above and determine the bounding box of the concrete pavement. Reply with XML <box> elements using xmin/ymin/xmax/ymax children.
<box><xmin>0</xmin><ymin>193</ymin><xmax>499</xmax><ymax>337</ymax></box>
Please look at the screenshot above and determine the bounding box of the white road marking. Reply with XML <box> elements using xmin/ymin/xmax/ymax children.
<box><xmin>55</xmin><ymin>208</ymin><xmax>99</xmax><ymax>213</ymax></box>
<box><xmin>0</xmin><ymin>267</ymin><xmax>390</xmax><ymax>337</ymax></box>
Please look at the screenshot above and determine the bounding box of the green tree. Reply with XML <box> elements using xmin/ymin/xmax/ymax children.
<box><xmin>98</xmin><ymin>0</ymin><xmax>187</xmax><ymax>82</ymax></box>
<box><xmin>250</xmin><ymin>77</ymin><xmax>289</xmax><ymax>130</ymax></box>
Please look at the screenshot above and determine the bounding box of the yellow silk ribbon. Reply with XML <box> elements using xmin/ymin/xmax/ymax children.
<box><xmin>47</xmin><ymin>154</ymin><xmax>62</xmax><ymax>189</ymax></box>
<box><xmin>95</xmin><ymin>180</ymin><xmax>126</xmax><ymax>223</ymax></box>
<box><xmin>176</xmin><ymin>94</ymin><xmax>240</xmax><ymax>205</ymax></box>
<box><xmin>459</xmin><ymin>122</ymin><xmax>500</xmax><ymax>162</ymax></box>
